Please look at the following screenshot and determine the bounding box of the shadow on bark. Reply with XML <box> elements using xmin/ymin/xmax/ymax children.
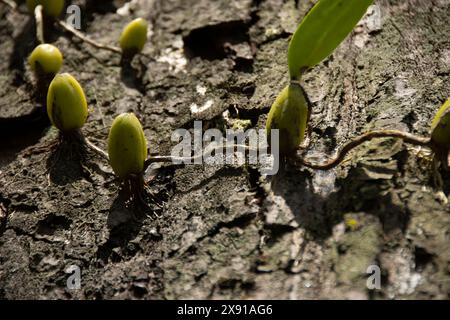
<box><xmin>45</xmin><ymin>136</ymin><xmax>88</xmax><ymax>185</ymax></box>
<box><xmin>8</xmin><ymin>17</ymin><xmax>34</xmax><ymax>74</ymax></box>
<box><xmin>96</xmin><ymin>191</ymin><xmax>146</xmax><ymax>264</ymax></box>
<box><xmin>271</xmin><ymin>163</ymin><xmax>411</xmax><ymax>241</ymax></box>
<box><xmin>177</xmin><ymin>166</ymin><xmax>244</xmax><ymax>195</ymax></box>
<box><xmin>120</xmin><ymin>57</ymin><xmax>147</xmax><ymax>93</ymax></box>
<box><xmin>8</xmin><ymin>14</ymin><xmax>60</xmax><ymax>74</ymax></box>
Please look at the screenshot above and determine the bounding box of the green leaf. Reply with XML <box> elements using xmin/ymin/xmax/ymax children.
<box><xmin>288</xmin><ymin>0</ymin><xmax>374</xmax><ymax>79</ymax></box>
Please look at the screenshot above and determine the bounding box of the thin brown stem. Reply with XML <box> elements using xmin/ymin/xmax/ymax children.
<box><xmin>71</xmin><ymin>139</ymin><xmax>258</xmax><ymax>169</ymax></box>
<box><xmin>34</xmin><ymin>5</ymin><xmax>44</xmax><ymax>44</ymax></box>
<box><xmin>56</xmin><ymin>20</ymin><xmax>122</xmax><ymax>54</ymax></box>
<box><xmin>299</xmin><ymin>129</ymin><xmax>432</xmax><ymax>170</ymax></box>
<box><xmin>84</xmin><ymin>137</ymin><xmax>109</xmax><ymax>160</ymax></box>
<box><xmin>144</xmin><ymin>144</ymin><xmax>261</xmax><ymax>170</ymax></box>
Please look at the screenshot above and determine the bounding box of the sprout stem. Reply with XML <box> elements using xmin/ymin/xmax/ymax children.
<box><xmin>56</xmin><ymin>20</ymin><xmax>122</xmax><ymax>54</ymax></box>
<box><xmin>34</xmin><ymin>5</ymin><xmax>44</xmax><ymax>44</ymax></box>
<box><xmin>298</xmin><ymin>129</ymin><xmax>432</xmax><ymax>170</ymax></box>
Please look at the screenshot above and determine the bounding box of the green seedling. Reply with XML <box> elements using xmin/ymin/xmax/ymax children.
<box><xmin>429</xmin><ymin>98</ymin><xmax>450</xmax><ymax>186</ymax></box>
<box><xmin>26</xmin><ymin>0</ymin><xmax>64</xmax><ymax>18</ymax></box>
<box><xmin>36</xmin><ymin>72</ymin><xmax>109</xmax><ymax>183</ymax></box>
<box><xmin>277</xmin><ymin>0</ymin><xmax>449</xmax><ymax>191</ymax></box>
<box><xmin>108</xmin><ymin>113</ymin><xmax>160</xmax><ymax>217</ymax></box>
<box><xmin>28</xmin><ymin>44</ymin><xmax>63</xmax><ymax>100</ymax></box>
<box><xmin>431</xmin><ymin>98</ymin><xmax>450</xmax><ymax>150</ymax></box>
<box><xmin>288</xmin><ymin>0</ymin><xmax>374</xmax><ymax>80</ymax></box>
<box><xmin>108</xmin><ymin>113</ymin><xmax>148</xmax><ymax>179</ymax></box>
<box><xmin>266</xmin><ymin>82</ymin><xmax>309</xmax><ymax>156</ymax></box>
<box><xmin>266</xmin><ymin>0</ymin><xmax>374</xmax><ymax>158</ymax></box>
<box><xmin>47</xmin><ymin>73</ymin><xmax>88</xmax><ymax>132</ymax></box>
<box><xmin>28</xmin><ymin>43</ymin><xmax>63</xmax><ymax>76</ymax></box>
<box><xmin>119</xmin><ymin>18</ymin><xmax>148</xmax><ymax>59</ymax></box>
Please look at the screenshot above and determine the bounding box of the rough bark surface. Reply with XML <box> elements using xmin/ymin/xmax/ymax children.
<box><xmin>0</xmin><ymin>0</ymin><xmax>449</xmax><ymax>299</ymax></box>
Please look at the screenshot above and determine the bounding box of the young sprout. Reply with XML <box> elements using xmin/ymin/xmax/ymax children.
<box><xmin>266</xmin><ymin>82</ymin><xmax>309</xmax><ymax>156</ymax></box>
<box><xmin>108</xmin><ymin>113</ymin><xmax>160</xmax><ymax>217</ymax></box>
<box><xmin>28</xmin><ymin>44</ymin><xmax>63</xmax><ymax>77</ymax></box>
<box><xmin>26</xmin><ymin>0</ymin><xmax>65</xmax><ymax>18</ymax></box>
<box><xmin>265</xmin><ymin>0</ymin><xmax>374</xmax><ymax>162</ymax></box>
<box><xmin>47</xmin><ymin>73</ymin><xmax>88</xmax><ymax>133</ymax></box>
<box><xmin>288</xmin><ymin>0</ymin><xmax>374</xmax><ymax>80</ymax></box>
<box><xmin>429</xmin><ymin>98</ymin><xmax>450</xmax><ymax>187</ymax></box>
<box><xmin>282</xmin><ymin>0</ymin><xmax>448</xmax><ymax>188</ymax></box>
<box><xmin>38</xmin><ymin>72</ymin><xmax>109</xmax><ymax>181</ymax></box>
<box><xmin>108</xmin><ymin>113</ymin><xmax>148</xmax><ymax>179</ymax></box>
<box><xmin>119</xmin><ymin>18</ymin><xmax>148</xmax><ymax>58</ymax></box>
<box><xmin>430</xmin><ymin>98</ymin><xmax>450</xmax><ymax>151</ymax></box>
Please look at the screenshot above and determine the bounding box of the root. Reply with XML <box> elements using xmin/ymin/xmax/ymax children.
<box><xmin>45</xmin><ymin>142</ymin><xmax>63</xmax><ymax>185</ymax></box>
<box><xmin>430</xmin><ymin>148</ymin><xmax>450</xmax><ymax>189</ymax></box>
<box><xmin>84</xmin><ymin>137</ymin><xmax>109</xmax><ymax>160</ymax></box>
<box><xmin>23</xmin><ymin>139</ymin><xmax>59</xmax><ymax>157</ymax></box>
<box><xmin>56</xmin><ymin>20</ymin><xmax>122</xmax><ymax>54</ymax></box>
<box><xmin>126</xmin><ymin>174</ymin><xmax>163</xmax><ymax>219</ymax></box>
<box><xmin>432</xmin><ymin>154</ymin><xmax>443</xmax><ymax>190</ymax></box>
<box><xmin>298</xmin><ymin>129</ymin><xmax>432</xmax><ymax>170</ymax></box>
<box><xmin>144</xmin><ymin>144</ymin><xmax>261</xmax><ymax>170</ymax></box>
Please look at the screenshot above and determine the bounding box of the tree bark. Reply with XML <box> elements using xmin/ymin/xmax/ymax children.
<box><xmin>0</xmin><ymin>0</ymin><xmax>448</xmax><ymax>299</ymax></box>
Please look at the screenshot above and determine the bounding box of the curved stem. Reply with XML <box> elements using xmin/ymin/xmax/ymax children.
<box><xmin>35</xmin><ymin>5</ymin><xmax>44</xmax><ymax>44</ymax></box>
<box><xmin>299</xmin><ymin>129</ymin><xmax>432</xmax><ymax>170</ymax></box>
<box><xmin>56</xmin><ymin>20</ymin><xmax>122</xmax><ymax>54</ymax></box>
